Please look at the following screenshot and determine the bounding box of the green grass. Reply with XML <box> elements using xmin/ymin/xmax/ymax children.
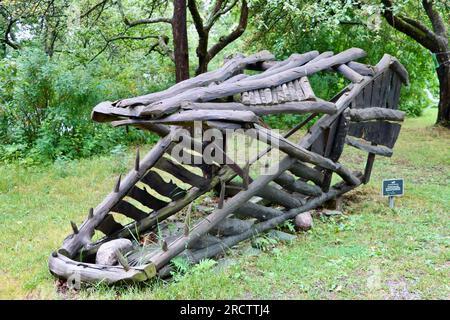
<box><xmin>0</xmin><ymin>109</ymin><xmax>448</xmax><ymax>299</ymax></box>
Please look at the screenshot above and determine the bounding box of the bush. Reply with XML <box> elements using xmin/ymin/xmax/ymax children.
<box><xmin>0</xmin><ymin>48</ymin><xmax>162</xmax><ymax>164</ymax></box>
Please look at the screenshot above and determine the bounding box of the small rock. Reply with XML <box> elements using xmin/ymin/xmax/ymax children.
<box><xmin>267</xmin><ymin>230</ymin><xmax>297</xmax><ymax>242</ymax></box>
<box><xmin>295</xmin><ymin>212</ymin><xmax>313</xmax><ymax>231</ymax></box>
<box><xmin>322</xmin><ymin>209</ymin><xmax>343</xmax><ymax>217</ymax></box>
<box><xmin>96</xmin><ymin>239</ymin><xmax>133</xmax><ymax>266</ymax></box>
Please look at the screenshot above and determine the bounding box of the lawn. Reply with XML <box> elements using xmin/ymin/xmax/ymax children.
<box><xmin>0</xmin><ymin>109</ymin><xmax>448</xmax><ymax>299</ymax></box>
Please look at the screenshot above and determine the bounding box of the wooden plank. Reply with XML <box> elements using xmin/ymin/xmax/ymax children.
<box><xmin>96</xmin><ymin>214</ymin><xmax>124</xmax><ymax>235</ymax></box>
<box><xmin>378</xmin><ymin>70</ymin><xmax>392</xmax><ymax>108</ymax></box>
<box><xmin>387</xmin><ymin>73</ymin><xmax>402</xmax><ymax>109</ymax></box>
<box><xmin>128</xmin><ymin>186</ymin><xmax>168</xmax><ymax>211</ymax></box>
<box><xmin>348</xmin><ymin>120</ymin><xmax>401</xmax><ymax>148</ymax></box>
<box><xmin>299</xmin><ymin>77</ymin><xmax>315</xmax><ymax>100</ymax></box>
<box><xmin>112</xmin><ymin>200</ymin><xmax>149</xmax><ymax>221</ymax></box>
<box><xmin>155</xmin><ymin>157</ymin><xmax>209</xmax><ymax>188</ymax></box>
<box><xmin>363</xmin><ymin>84</ymin><xmax>373</xmax><ymax>108</ymax></box>
<box><xmin>370</xmin><ymin>75</ymin><xmax>383</xmax><ymax>108</ymax></box>
<box><xmin>141</xmin><ymin>170</ymin><xmax>186</xmax><ymax>200</ymax></box>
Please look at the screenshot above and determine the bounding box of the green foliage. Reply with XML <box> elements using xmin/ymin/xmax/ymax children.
<box><xmin>249</xmin><ymin>0</ymin><xmax>441</xmax><ymax>123</ymax></box>
<box><xmin>0</xmin><ymin>48</ymin><xmax>161</xmax><ymax>163</ymax></box>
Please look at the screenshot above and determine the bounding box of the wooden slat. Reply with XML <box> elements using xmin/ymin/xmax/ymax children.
<box><xmin>363</xmin><ymin>84</ymin><xmax>372</xmax><ymax>108</ymax></box>
<box><xmin>96</xmin><ymin>214</ymin><xmax>124</xmax><ymax>235</ymax></box>
<box><xmin>348</xmin><ymin>120</ymin><xmax>401</xmax><ymax>148</ymax></box>
<box><xmin>370</xmin><ymin>75</ymin><xmax>383</xmax><ymax>108</ymax></box>
<box><xmin>112</xmin><ymin>200</ymin><xmax>149</xmax><ymax>221</ymax></box>
<box><xmin>141</xmin><ymin>170</ymin><xmax>186</xmax><ymax>200</ymax></box>
<box><xmin>128</xmin><ymin>186</ymin><xmax>168</xmax><ymax>210</ymax></box>
<box><xmin>155</xmin><ymin>157</ymin><xmax>209</xmax><ymax>188</ymax></box>
<box><xmin>378</xmin><ymin>70</ymin><xmax>392</xmax><ymax>108</ymax></box>
<box><xmin>387</xmin><ymin>73</ymin><xmax>402</xmax><ymax>109</ymax></box>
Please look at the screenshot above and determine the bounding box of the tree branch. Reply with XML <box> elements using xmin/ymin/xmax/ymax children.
<box><xmin>3</xmin><ymin>18</ymin><xmax>20</xmax><ymax>50</ymax></box>
<box><xmin>207</xmin><ymin>0</ymin><xmax>248</xmax><ymax>62</ymax></box>
<box><xmin>422</xmin><ymin>0</ymin><xmax>447</xmax><ymax>38</ymax></box>
<box><xmin>188</xmin><ymin>0</ymin><xmax>206</xmax><ymax>36</ymax></box>
<box><xmin>206</xmin><ymin>0</ymin><xmax>238</xmax><ymax>31</ymax></box>
<box><xmin>381</xmin><ymin>0</ymin><xmax>440</xmax><ymax>52</ymax></box>
<box><xmin>116</xmin><ymin>0</ymin><xmax>172</xmax><ymax>27</ymax></box>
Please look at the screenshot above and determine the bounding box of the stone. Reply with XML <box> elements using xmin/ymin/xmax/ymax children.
<box><xmin>267</xmin><ymin>230</ymin><xmax>297</xmax><ymax>242</ymax></box>
<box><xmin>95</xmin><ymin>239</ymin><xmax>133</xmax><ymax>266</ymax></box>
<box><xmin>322</xmin><ymin>209</ymin><xmax>343</xmax><ymax>217</ymax></box>
<box><xmin>295</xmin><ymin>212</ymin><xmax>313</xmax><ymax>231</ymax></box>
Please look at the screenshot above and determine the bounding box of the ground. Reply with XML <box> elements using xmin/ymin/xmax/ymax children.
<box><xmin>0</xmin><ymin>109</ymin><xmax>448</xmax><ymax>299</ymax></box>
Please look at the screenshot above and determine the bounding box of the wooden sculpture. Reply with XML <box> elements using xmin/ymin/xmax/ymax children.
<box><xmin>49</xmin><ymin>48</ymin><xmax>408</xmax><ymax>284</ymax></box>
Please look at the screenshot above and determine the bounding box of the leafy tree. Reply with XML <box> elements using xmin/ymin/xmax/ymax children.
<box><xmin>380</xmin><ymin>0</ymin><xmax>449</xmax><ymax>127</ymax></box>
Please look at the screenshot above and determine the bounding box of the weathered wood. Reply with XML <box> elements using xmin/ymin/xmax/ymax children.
<box><xmin>112</xmin><ymin>200</ymin><xmax>149</xmax><ymax>221</ymax></box>
<box><xmin>141</xmin><ymin>171</ymin><xmax>186</xmax><ymax>200</ymax></box>
<box><xmin>210</xmin><ymin>218</ymin><xmax>254</xmax><ymax>236</ymax></box>
<box><xmin>336</xmin><ymin>64</ymin><xmax>364</xmax><ymax>83</ymax></box>
<box><xmin>180</xmin><ymin>101</ymin><xmax>336</xmax><ymax>115</ymax></box>
<box><xmin>96</xmin><ymin>215</ymin><xmax>124</xmax><ymax>235</ymax></box>
<box><xmin>144</xmin><ymin>110</ymin><xmax>258</xmax><ymax>124</ymax></box>
<box><xmin>48</xmin><ymin>252</ymin><xmax>155</xmax><ymax>284</ymax></box>
<box><xmin>60</xmin><ymin>133</ymin><xmax>174</xmax><ymax>258</ymax></box>
<box><xmin>288</xmin><ymin>161</ymin><xmax>324</xmax><ymax>186</ymax></box>
<box><xmin>234</xmin><ymin>202</ymin><xmax>283</xmax><ymax>221</ymax></box>
<box><xmin>346</xmin><ymin>61</ymin><xmax>376</xmax><ymax>76</ymax></box>
<box><xmin>363</xmin><ymin>152</ymin><xmax>376</xmax><ymax>184</ymax></box>
<box><xmin>349</xmin><ymin>107</ymin><xmax>405</xmax><ymax>122</ymax></box>
<box><xmin>345</xmin><ymin>136</ymin><xmax>393</xmax><ymax>157</ymax></box>
<box><xmin>141</xmin><ymin>48</ymin><xmax>366</xmax><ymax>116</ymax></box>
<box><xmin>348</xmin><ymin>120</ymin><xmax>401</xmax><ymax>148</ymax></box>
<box><xmin>128</xmin><ymin>186</ymin><xmax>168</xmax><ymax>210</ymax></box>
<box><xmin>155</xmin><ymin>157</ymin><xmax>208</xmax><ymax>188</ymax></box>
<box><xmin>299</xmin><ymin>77</ymin><xmax>315</xmax><ymax>100</ymax></box>
<box><xmin>112</xmin><ymin>51</ymin><xmax>275</xmax><ymax>108</ymax></box>
<box><xmin>257</xmin><ymin>184</ymin><xmax>305</xmax><ymax>208</ymax></box>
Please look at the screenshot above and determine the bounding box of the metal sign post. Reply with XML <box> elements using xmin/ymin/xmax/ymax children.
<box><xmin>382</xmin><ymin>179</ymin><xmax>404</xmax><ymax>208</ymax></box>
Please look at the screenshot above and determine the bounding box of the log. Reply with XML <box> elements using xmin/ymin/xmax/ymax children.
<box><xmin>346</xmin><ymin>61</ymin><xmax>376</xmax><ymax>76</ymax></box>
<box><xmin>141</xmin><ymin>48</ymin><xmax>366</xmax><ymax>116</ymax></box>
<box><xmin>348</xmin><ymin>107</ymin><xmax>405</xmax><ymax>122</ymax></box>
<box><xmin>335</xmin><ymin>64</ymin><xmax>364</xmax><ymax>83</ymax></box>
<box><xmin>257</xmin><ymin>184</ymin><xmax>305</xmax><ymax>208</ymax></box>
<box><xmin>143</xmin><ymin>110</ymin><xmax>258</xmax><ymax>124</ymax></box>
<box><xmin>180</xmin><ymin>101</ymin><xmax>337</xmax><ymax>115</ymax></box>
<box><xmin>345</xmin><ymin>136</ymin><xmax>393</xmax><ymax>157</ymax></box>
<box><xmin>234</xmin><ymin>202</ymin><xmax>283</xmax><ymax>221</ymax></box>
<box><xmin>210</xmin><ymin>218</ymin><xmax>254</xmax><ymax>236</ymax></box>
<box><xmin>288</xmin><ymin>161</ymin><xmax>324</xmax><ymax>186</ymax></box>
<box><xmin>113</xmin><ymin>51</ymin><xmax>275</xmax><ymax>108</ymax></box>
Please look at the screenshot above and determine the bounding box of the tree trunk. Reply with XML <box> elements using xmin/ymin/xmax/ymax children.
<box><xmin>172</xmin><ymin>0</ymin><xmax>190</xmax><ymax>82</ymax></box>
<box><xmin>195</xmin><ymin>38</ymin><xmax>209</xmax><ymax>75</ymax></box>
<box><xmin>436</xmin><ymin>53</ymin><xmax>450</xmax><ymax>127</ymax></box>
